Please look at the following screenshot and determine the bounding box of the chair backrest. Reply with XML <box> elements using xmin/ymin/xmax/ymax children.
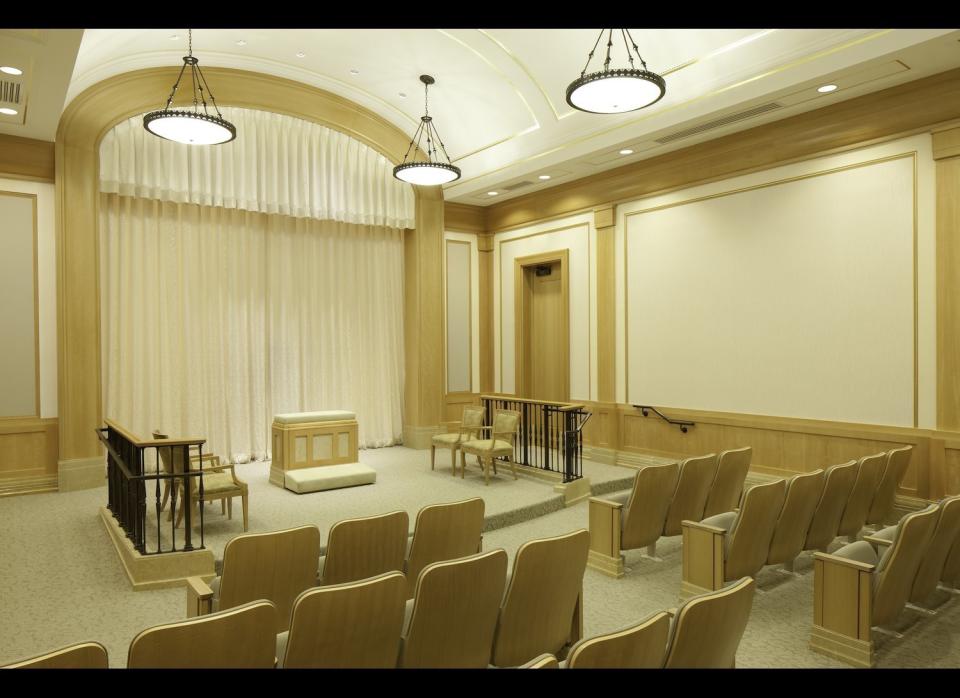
<box><xmin>565</xmin><ymin>612</ymin><xmax>670</xmax><ymax>669</ymax></box>
<box><xmin>520</xmin><ymin>654</ymin><xmax>559</xmax><ymax>668</ymax></box>
<box><xmin>282</xmin><ymin>571</ymin><xmax>406</xmax><ymax>668</ymax></box>
<box><xmin>804</xmin><ymin>460</ymin><xmax>858</xmax><ymax>551</ymax></box>
<box><xmin>491</xmin><ymin>529</ymin><xmax>590</xmax><ymax>667</ymax></box>
<box><xmin>399</xmin><ymin>550</ymin><xmax>508</xmax><ymax>668</ymax></box>
<box><xmin>152</xmin><ymin>432</ymin><xmax>186</xmax><ymax>476</ymax></box>
<box><xmin>724</xmin><ymin>479</ymin><xmax>787</xmax><ymax>580</ymax></box>
<box><xmin>663</xmin><ymin>577</ymin><xmax>755</xmax><ymax>668</ymax></box>
<box><xmin>836</xmin><ymin>453</ymin><xmax>886</xmax><ymax>537</ymax></box>
<box><xmin>218</xmin><ymin>525</ymin><xmax>321</xmax><ymax>632</ymax></box>
<box><xmin>766</xmin><ymin>470</ymin><xmax>826</xmax><ymax>565</ymax></box>
<box><xmin>461</xmin><ymin>405</ymin><xmax>486</xmax><ymax>439</ymax></box>
<box><xmin>702</xmin><ymin>447</ymin><xmax>753</xmax><ymax>519</ymax></box>
<box><xmin>944</xmin><ymin>532</ymin><xmax>960</xmax><ymax>589</ymax></box>
<box><xmin>4</xmin><ymin>642</ymin><xmax>109</xmax><ymax>669</ymax></box>
<box><xmin>405</xmin><ymin>497</ymin><xmax>485</xmax><ymax>599</ymax></box>
<box><xmin>908</xmin><ymin>495</ymin><xmax>960</xmax><ymax>604</ymax></box>
<box><xmin>620</xmin><ymin>462</ymin><xmax>680</xmax><ymax>550</ymax></box>
<box><xmin>872</xmin><ymin>505</ymin><xmax>939</xmax><ymax>627</ymax></box>
<box><xmin>127</xmin><ymin>600</ymin><xmax>277</xmax><ymax>668</ymax></box>
<box><xmin>321</xmin><ymin>510</ymin><xmax>409</xmax><ymax>586</ymax></box>
<box><xmin>662</xmin><ymin>453</ymin><xmax>718</xmax><ymax>536</ymax></box>
<box><xmin>866</xmin><ymin>446</ymin><xmax>913</xmax><ymax>526</ymax></box>
<box><xmin>492</xmin><ymin>408</ymin><xmax>521</xmax><ymax>445</ymax></box>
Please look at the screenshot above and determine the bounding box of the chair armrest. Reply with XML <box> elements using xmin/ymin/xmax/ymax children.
<box><xmin>812</xmin><ymin>551</ymin><xmax>877</xmax><ymax>573</ymax></box>
<box><xmin>665</xmin><ymin>607</ymin><xmax>678</xmax><ymax>617</ymax></box>
<box><xmin>588</xmin><ymin>496</ymin><xmax>623</xmax><ymax>510</ymax></box>
<box><xmin>186</xmin><ymin>576</ymin><xmax>214</xmax><ymax>617</ymax></box>
<box><xmin>681</xmin><ymin>520</ymin><xmax>728</xmax><ymax>535</ymax></box>
<box><xmin>862</xmin><ymin>534</ymin><xmax>893</xmax><ymax>550</ymax></box>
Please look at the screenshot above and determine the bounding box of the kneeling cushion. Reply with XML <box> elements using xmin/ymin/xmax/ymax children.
<box><xmin>285</xmin><ymin>463</ymin><xmax>377</xmax><ymax>494</ymax></box>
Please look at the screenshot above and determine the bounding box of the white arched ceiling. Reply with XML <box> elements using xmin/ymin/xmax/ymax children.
<box><xmin>65</xmin><ymin>28</ymin><xmax>960</xmax><ymax>204</ymax></box>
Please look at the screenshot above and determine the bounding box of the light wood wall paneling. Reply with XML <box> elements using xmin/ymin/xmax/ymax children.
<box><xmin>444</xmin><ymin>202</ymin><xmax>487</xmax><ymax>234</ymax></box>
<box><xmin>486</xmin><ymin>68</ymin><xmax>960</xmax><ymax>232</ymax></box>
<box><xmin>478</xmin><ymin>234</ymin><xmax>494</xmax><ymax>393</ymax></box>
<box><xmin>594</xmin><ymin>206</ymin><xmax>615</xmax><ymax>403</ymax></box>
<box><xmin>935</xmin><ymin>128</ymin><xmax>960</xmax><ymax>432</ymax></box>
<box><xmin>0</xmin><ymin>134</ymin><xmax>55</xmax><ymax>182</ymax></box>
<box><xmin>0</xmin><ymin>417</ymin><xmax>59</xmax><ymax>495</ymax></box>
<box><xmin>57</xmin><ymin>67</ymin><xmax>444</xmax><ymax>471</ymax></box>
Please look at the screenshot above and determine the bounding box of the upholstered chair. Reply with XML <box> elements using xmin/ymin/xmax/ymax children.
<box><xmin>128</xmin><ymin>600</ymin><xmax>278</xmax><ymax>669</ymax></box>
<box><xmin>702</xmin><ymin>447</ymin><xmax>753</xmax><ymax>519</ymax></box>
<box><xmin>663</xmin><ymin>577</ymin><xmax>756</xmax><ymax>668</ymax></box>
<box><xmin>490</xmin><ymin>529</ymin><xmax>590</xmax><ymax>667</ymax></box>
<box><xmin>810</xmin><ymin>504</ymin><xmax>939</xmax><ymax>667</ymax></box>
<box><xmin>680</xmin><ymin>479</ymin><xmax>786</xmax><ymax>598</ymax></box>
<box><xmin>278</xmin><ymin>572</ymin><xmax>406</xmax><ymax>668</ymax></box>
<box><xmin>648</xmin><ymin>453</ymin><xmax>718</xmax><ymax>558</ymax></box>
<box><xmin>185</xmin><ymin>525</ymin><xmax>320</xmax><ymax>633</ymax></box>
<box><xmin>459</xmin><ymin>409</ymin><xmax>521</xmax><ymax>485</ymax></box>
<box><xmin>563</xmin><ymin>612</ymin><xmax>670</xmax><ymax>668</ymax></box>
<box><xmin>430</xmin><ymin>405</ymin><xmax>486</xmax><ymax>475</ymax></box>
<box><xmin>765</xmin><ymin>469</ymin><xmax>826</xmax><ymax>571</ymax></box>
<box><xmin>836</xmin><ymin>452</ymin><xmax>886</xmax><ymax>542</ymax></box>
<box><xmin>174</xmin><ymin>453</ymin><xmax>249</xmax><ymax>532</ymax></box>
<box><xmin>404</xmin><ymin>497</ymin><xmax>485</xmax><ymax>599</ymax></box>
<box><xmin>587</xmin><ymin>462</ymin><xmax>679</xmax><ymax>577</ymax></box>
<box><xmin>398</xmin><ymin>550</ymin><xmax>508</xmax><ymax>668</ymax></box>
<box><xmin>804</xmin><ymin>460</ymin><xmax>859</xmax><ymax>552</ymax></box>
<box><xmin>3</xmin><ymin>642</ymin><xmax>109</xmax><ymax>669</ymax></box>
<box><xmin>319</xmin><ymin>510</ymin><xmax>409</xmax><ymax>586</ymax></box>
<box><xmin>865</xmin><ymin>445</ymin><xmax>913</xmax><ymax>527</ymax></box>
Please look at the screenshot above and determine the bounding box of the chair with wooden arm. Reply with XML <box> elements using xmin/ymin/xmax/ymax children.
<box><xmin>702</xmin><ymin>447</ymin><xmax>753</xmax><ymax>519</ymax></box>
<box><xmin>399</xmin><ymin>549</ymin><xmax>508</xmax><ymax>668</ymax></box>
<box><xmin>944</xmin><ymin>534</ymin><xmax>960</xmax><ymax>591</ymax></box>
<box><xmin>765</xmin><ymin>469</ymin><xmax>826</xmax><ymax>571</ymax></box>
<box><xmin>185</xmin><ymin>524</ymin><xmax>320</xmax><ymax>633</ymax></box>
<box><xmin>174</xmin><ymin>453</ymin><xmax>249</xmax><ymax>532</ymax></box>
<box><xmin>431</xmin><ymin>405</ymin><xmax>486</xmax><ymax>475</ymax></box>
<box><xmin>810</xmin><ymin>504</ymin><xmax>939</xmax><ymax>667</ymax></box>
<box><xmin>647</xmin><ymin>453</ymin><xmax>718</xmax><ymax>559</ymax></box>
<box><xmin>563</xmin><ymin>612</ymin><xmax>670</xmax><ymax>668</ymax></box>
<box><xmin>490</xmin><ymin>529</ymin><xmax>589</xmax><ymax>667</ymax></box>
<box><xmin>3</xmin><ymin>642</ymin><xmax>109</xmax><ymax>668</ymax></box>
<box><xmin>587</xmin><ymin>462</ymin><xmax>679</xmax><ymax>577</ymax></box>
<box><xmin>459</xmin><ymin>409</ymin><xmax>521</xmax><ymax>485</ymax></box>
<box><xmin>277</xmin><ymin>572</ymin><xmax>406</xmax><ymax>668</ymax></box>
<box><xmin>680</xmin><ymin>479</ymin><xmax>786</xmax><ymax>600</ymax></box>
<box><xmin>519</xmin><ymin>654</ymin><xmax>559</xmax><ymax>668</ymax></box>
<box><xmin>663</xmin><ymin>577</ymin><xmax>756</xmax><ymax>668</ymax></box>
<box><xmin>865</xmin><ymin>445</ymin><xmax>913</xmax><ymax>527</ymax></box>
<box><xmin>128</xmin><ymin>600</ymin><xmax>277</xmax><ymax>668</ymax></box>
<box><xmin>803</xmin><ymin>460</ymin><xmax>859</xmax><ymax>552</ymax></box>
<box><xmin>319</xmin><ymin>510</ymin><xmax>409</xmax><ymax>586</ymax></box>
<box><xmin>403</xmin><ymin>497</ymin><xmax>485</xmax><ymax>599</ymax></box>
<box><xmin>836</xmin><ymin>452</ymin><xmax>886</xmax><ymax>542</ymax></box>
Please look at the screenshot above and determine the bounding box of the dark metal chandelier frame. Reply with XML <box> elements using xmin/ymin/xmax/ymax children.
<box><xmin>393</xmin><ymin>74</ymin><xmax>461</xmax><ymax>184</ymax></box>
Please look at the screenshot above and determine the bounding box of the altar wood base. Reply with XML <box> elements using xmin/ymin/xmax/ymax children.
<box><xmin>99</xmin><ymin>507</ymin><xmax>215</xmax><ymax>591</ymax></box>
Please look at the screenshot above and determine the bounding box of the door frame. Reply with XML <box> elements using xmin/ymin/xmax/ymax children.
<box><xmin>513</xmin><ymin>249</ymin><xmax>569</xmax><ymax>401</ymax></box>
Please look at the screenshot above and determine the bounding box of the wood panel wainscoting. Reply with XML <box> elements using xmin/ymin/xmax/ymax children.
<box><xmin>0</xmin><ymin>417</ymin><xmax>59</xmax><ymax>496</ymax></box>
<box><xmin>582</xmin><ymin>403</ymin><xmax>960</xmax><ymax>506</ymax></box>
<box><xmin>441</xmin><ymin>392</ymin><xmax>482</xmax><ymax>429</ymax></box>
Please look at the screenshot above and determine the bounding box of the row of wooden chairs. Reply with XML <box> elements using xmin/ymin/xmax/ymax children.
<box><xmin>188</xmin><ymin>497</ymin><xmax>486</xmax><ymax>631</ymax></box>
<box><xmin>587</xmin><ymin>447</ymin><xmax>753</xmax><ymax>576</ymax></box>
<box><xmin>6</xmin><ymin>529</ymin><xmax>590</xmax><ymax>669</ymax></box>
<box><xmin>679</xmin><ymin>446</ymin><xmax>914</xmax><ymax>598</ymax></box>
<box><xmin>431</xmin><ymin>406</ymin><xmax>522</xmax><ymax>485</ymax></box>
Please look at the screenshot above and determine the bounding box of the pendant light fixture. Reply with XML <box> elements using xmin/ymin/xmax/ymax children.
<box><xmin>566</xmin><ymin>29</ymin><xmax>666</xmax><ymax>114</ymax></box>
<box><xmin>143</xmin><ymin>29</ymin><xmax>236</xmax><ymax>145</ymax></box>
<box><xmin>393</xmin><ymin>75</ymin><xmax>461</xmax><ymax>186</ymax></box>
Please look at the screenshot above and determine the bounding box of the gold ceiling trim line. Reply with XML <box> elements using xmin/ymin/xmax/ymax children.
<box><xmin>448</xmin><ymin>29</ymin><xmax>894</xmax><ymax>195</ymax></box>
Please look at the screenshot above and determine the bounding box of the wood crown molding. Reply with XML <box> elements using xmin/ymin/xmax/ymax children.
<box><xmin>443</xmin><ymin>201</ymin><xmax>487</xmax><ymax>233</ymax></box>
<box><xmin>933</xmin><ymin>127</ymin><xmax>960</xmax><ymax>160</ymax></box>
<box><xmin>0</xmin><ymin>134</ymin><xmax>55</xmax><ymax>182</ymax></box>
<box><xmin>485</xmin><ymin>67</ymin><xmax>960</xmax><ymax>232</ymax></box>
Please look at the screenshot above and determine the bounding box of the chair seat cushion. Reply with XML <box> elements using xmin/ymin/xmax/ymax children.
<box><xmin>432</xmin><ymin>433</ymin><xmax>464</xmax><ymax>446</ymax></box>
<box><xmin>461</xmin><ymin>439</ymin><xmax>512</xmax><ymax>453</ymax></box>
<box><xmin>833</xmin><ymin>540</ymin><xmax>879</xmax><ymax>566</ymax></box>
<box><xmin>284</xmin><ymin>463</ymin><xmax>376</xmax><ymax>494</ymax></box>
<box><xmin>872</xmin><ymin>525</ymin><xmax>897</xmax><ymax>542</ymax></box>
<box><xmin>701</xmin><ymin>511</ymin><xmax>737</xmax><ymax>532</ymax></box>
<box><xmin>200</xmin><ymin>471</ymin><xmax>241</xmax><ymax>494</ymax></box>
<box><xmin>273</xmin><ymin>410</ymin><xmax>356</xmax><ymax>424</ymax></box>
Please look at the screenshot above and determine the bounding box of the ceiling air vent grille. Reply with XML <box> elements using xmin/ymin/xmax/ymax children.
<box><xmin>654</xmin><ymin>102</ymin><xmax>782</xmax><ymax>144</ymax></box>
<box><xmin>502</xmin><ymin>180</ymin><xmax>534</xmax><ymax>191</ymax></box>
<box><xmin>0</xmin><ymin>80</ymin><xmax>21</xmax><ymax>105</ymax></box>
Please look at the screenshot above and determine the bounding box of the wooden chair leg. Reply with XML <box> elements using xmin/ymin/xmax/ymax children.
<box><xmin>483</xmin><ymin>457</ymin><xmax>490</xmax><ymax>486</ymax></box>
<box><xmin>492</xmin><ymin>457</ymin><xmax>498</xmax><ymax>475</ymax></box>
<box><xmin>461</xmin><ymin>451</ymin><xmax>467</xmax><ymax>479</ymax></box>
<box><xmin>242</xmin><ymin>492</ymin><xmax>249</xmax><ymax>532</ymax></box>
<box><xmin>227</xmin><ymin>497</ymin><xmax>233</xmax><ymax>520</ymax></box>
<box><xmin>430</xmin><ymin>445</ymin><xmax>436</xmax><ymax>470</ymax></box>
<box><xmin>221</xmin><ymin>499</ymin><xmax>226</xmax><ymax>515</ymax></box>
<box><xmin>450</xmin><ymin>447</ymin><xmax>458</xmax><ymax>476</ymax></box>
<box><xmin>510</xmin><ymin>459</ymin><xmax>517</xmax><ymax>480</ymax></box>
<box><xmin>161</xmin><ymin>481</ymin><xmax>170</xmax><ymax>512</ymax></box>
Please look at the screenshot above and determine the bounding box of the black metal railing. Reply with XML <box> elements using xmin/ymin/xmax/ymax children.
<box><xmin>97</xmin><ymin>420</ymin><xmax>207</xmax><ymax>555</ymax></box>
<box><xmin>480</xmin><ymin>395</ymin><xmax>591</xmax><ymax>483</ymax></box>
<box><xmin>633</xmin><ymin>405</ymin><xmax>695</xmax><ymax>433</ymax></box>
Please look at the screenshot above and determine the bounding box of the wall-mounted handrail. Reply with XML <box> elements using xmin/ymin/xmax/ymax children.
<box><xmin>633</xmin><ymin>405</ymin><xmax>695</xmax><ymax>433</ymax></box>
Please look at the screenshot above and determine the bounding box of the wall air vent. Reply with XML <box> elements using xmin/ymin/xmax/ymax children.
<box><xmin>654</xmin><ymin>102</ymin><xmax>782</xmax><ymax>145</ymax></box>
<box><xmin>502</xmin><ymin>180</ymin><xmax>534</xmax><ymax>191</ymax></box>
<box><xmin>0</xmin><ymin>79</ymin><xmax>21</xmax><ymax>106</ymax></box>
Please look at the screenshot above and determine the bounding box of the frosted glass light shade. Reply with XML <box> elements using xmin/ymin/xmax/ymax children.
<box><xmin>566</xmin><ymin>69</ymin><xmax>666</xmax><ymax>114</ymax></box>
<box><xmin>143</xmin><ymin>110</ymin><xmax>237</xmax><ymax>145</ymax></box>
<box><xmin>393</xmin><ymin>162</ymin><xmax>461</xmax><ymax>186</ymax></box>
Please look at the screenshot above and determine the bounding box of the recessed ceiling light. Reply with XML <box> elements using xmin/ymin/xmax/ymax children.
<box><xmin>487</xmin><ymin>191</ymin><xmax>499</xmax><ymax>196</ymax></box>
<box><xmin>350</xmin><ymin>69</ymin><xmax>360</xmax><ymax>75</ymax></box>
<box><xmin>398</xmin><ymin>92</ymin><xmax>407</xmax><ymax>98</ymax></box>
<box><xmin>619</xmin><ymin>148</ymin><xmax>634</xmax><ymax>155</ymax></box>
<box><xmin>817</xmin><ymin>84</ymin><xmax>838</xmax><ymax>93</ymax></box>
<box><xmin>538</xmin><ymin>174</ymin><xmax>551</xmax><ymax>180</ymax></box>
<box><xmin>296</xmin><ymin>51</ymin><xmax>306</xmax><ymax>58</ymax></box>
<box><xmin>0</xmin><ymin>107</ymin><xmax>18</xmax><ymax>115</ymax></box>
<box><xmin>169</xmin><ymin>34</ymin><xmax>179</xmax><ymax>41</ymax></box>
<box><xmin>236</xmin><ymin>40</ymin><xmax>246</xmax><ymax>46</ymax></box>
<box><xmin>0</xmin><ymin>66</ymin><xmax>23</xmax><ymax>76</ymax></box>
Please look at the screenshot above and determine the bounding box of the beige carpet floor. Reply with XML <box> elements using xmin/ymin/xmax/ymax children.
<box><xmin>1</xmin><ymin>446</ymin><xmax>958</xmax><ymax>668</ymax></box>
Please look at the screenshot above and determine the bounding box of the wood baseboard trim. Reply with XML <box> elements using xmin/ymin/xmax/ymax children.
<box><xmin>58</xmin><ymin>456</ymin><xmax>105</xmax><ymax>492</ymax></box>
<box><xmin>0</xmin><ymin>475</ymin><xmax>57</xmax><ymax>497</ymax></box>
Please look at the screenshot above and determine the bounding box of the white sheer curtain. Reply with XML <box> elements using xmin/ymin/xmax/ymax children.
<box><xmin>100</xmin><ymin>194</ymin><xmax>405</xmax><ymax>458</ymax></box>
